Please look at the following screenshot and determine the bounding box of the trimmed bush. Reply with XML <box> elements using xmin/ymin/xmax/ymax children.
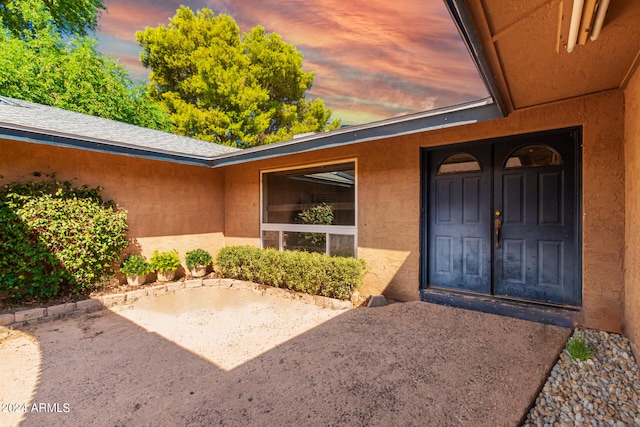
<box><xmin>0</xmin><ymin>174</ymin><xmax>128</xmax><ymax>300</ymax></box>
<box><xmin>120</xmin><ymin>254</ymin><xmax>151</xmax><ymax>277</ymax></box>
<box><xmin>149</xmin><ymin>249</ymin><xmax>181</xmax><ymax>273</ymax></box>
<box><xmin>185</xmin><ymin>248</ymin><xmax>213</xmax><ymax>269</ymax></box>
<box><xmin>216</xmin><ymin>246</ymin><xmax>366</xmax><ymax>300</ymax></box>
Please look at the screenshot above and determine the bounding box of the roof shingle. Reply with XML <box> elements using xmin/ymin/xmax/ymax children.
<box><xmin>0</xmin><ymin>96</ymin><xmax>239</xmax><ymax>159</ymax></box>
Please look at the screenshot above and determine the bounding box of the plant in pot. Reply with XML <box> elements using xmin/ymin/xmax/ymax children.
<box><xmin>185</xmin><ymin>248</ymin><xmax>213</xmax><ymax>278</ymax></box>
<box><xmin>120</xmin><ymin>254</ymin><xmax>151</xmax><ymax>287</ymax></box>
<box><xmin>149</xmin><ymin>249</ymin><xmax>181</xmax><ymax>282</ymax></box>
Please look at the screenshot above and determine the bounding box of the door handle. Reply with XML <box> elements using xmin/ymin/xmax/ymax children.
<box><xmin>495</xmin><ymin>211</ymin><xmax>502</xmax><ymax>249</ymax></box>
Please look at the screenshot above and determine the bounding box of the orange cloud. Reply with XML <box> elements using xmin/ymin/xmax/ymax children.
<box><xmin>97</xmin><ymin>0</ymin><xmax>488</xmax><ymax>124</ymax></box>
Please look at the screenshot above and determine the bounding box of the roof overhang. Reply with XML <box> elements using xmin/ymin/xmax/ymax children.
<box><xmin>209</xmin><ymin>97</ymin><xmax>502</xmax><ymax>168</ymax></box>
<box><xmin>459</xmin><ymin>0</ymin><xmax>640</xmax><ymax>112</ymax></box>
<box><xmin>0</xmin><ymin>124</ymin><xmax>212</xmax><ymax>167</ymax></box>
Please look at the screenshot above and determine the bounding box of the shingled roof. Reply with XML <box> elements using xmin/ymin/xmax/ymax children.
<box><xmin>0</xmin><ymin>96</ymin><xmax>239</xmax><ymax>166</ymax></box>
<box><xmin>0</xmin><ymin>95</ymin><xmax>503</xmax><ymax>167</ymax></box>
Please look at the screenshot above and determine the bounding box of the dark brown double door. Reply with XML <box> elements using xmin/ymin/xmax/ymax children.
<box><xmin>424</xmin><ymin>130</ymin><xmax>579</xmax><ymax>306</ymax></box>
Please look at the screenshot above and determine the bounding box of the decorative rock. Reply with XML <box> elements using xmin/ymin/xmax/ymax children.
<box><xmin>184</xmin><ymin>279</ymin><xmax>203</xmax><ymax>288</ymax></box>
<box><xmin>98</xmin><ymin>293</ymin><xmax>126</xmax><ymax>307</ymax></box>
<box><xmin>202</xmin><ymin>278</ymin><xmax>222</xmax><ymax>287</ymax></box>
<box><xmin>0</xmin><ymin>313</ymin><xmax>15</xmax><ymax>326</ymax></box>
<box><xmin>314</xmin><ymin>295</ymin><xmax>352</xmax><ymax>310</ymax></box>
<box><xmin>76</xmin><ymin>298</ymin><xmax>101</xmax><ymax>311</ymax></box>
<box><xmin>166</xmin><ymin>281</ymin><xmax>185</xmax><ymax>292</ymax></box>
<box><xmin>290</xmin><ymin>291</ymin><xmax>316</xmax><ymax>305</ymax></box>
<box><xmin>147</xmin><ymin>284</ymin><xmax>168</xmax><ymax>297</ymax></box>
<box><xmin>126</xmin><ymin>289</ymin><xmax>148</xmax><ymax>302</ymax></box>
<box><xmin>15</xmin><ymin>307</ymin><xmax>46</xmax><ymax>323</ymax></box>
<box><xmin>265</xmin><ymin>287</ymin><xmax>293</xmax><ymax>299</ymax></box>
<box><xmin>47</xmin><ymin>302</ymin><xmax>77</xmax><ymax>317</ymax></box>
<box><xmin>522</xmin><ymin>329</ymin><xmax>640</xmax><ymax>427</ymax></box>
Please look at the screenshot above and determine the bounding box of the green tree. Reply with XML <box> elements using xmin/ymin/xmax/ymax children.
<box><xmin>137</xmin><ymin>6</ymin><xmax>340</xmax><ymax>148</ymax></box>
<box><xmin>0</xmin><ymin>5</ymin><xmax>173</xmax><ymax>131</ymax></box>
<box><xmin>0</xmin><ymin>0</ymin><xmax>105</xmax><ymax>37</ymax></box>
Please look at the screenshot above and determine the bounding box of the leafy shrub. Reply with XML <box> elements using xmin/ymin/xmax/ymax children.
<box><xmin>298</xmin><ymin>202</ymin><xmax>334</xmax><ymax>225</ymax></box>
<box><xmin>185</xmin><ymin>248</ymin><xmax>213</xmax><ymax>269</ymax></box>
<box><xmin>0</xmin><ymin>174</ymin><xmax>128</xmax><ymax>299</ymax></box>
<box><xmin>120</xmin><ymin>254</ymin><xmax>151</xmax><ymax>276</ymax></box>
<box><xmin>149</xmin><ymin>249</ymin><xmax>181</xmax><ymax>273</ymax></box>
<box><xmin>296</xmin><ymin>203</ymin><xmax>334</xmax><ymax>252</ymax></box>
<box><xmin>216</xmin><ymin>246</ymin><xmax>366</xmax><ymax>300</ymax></box>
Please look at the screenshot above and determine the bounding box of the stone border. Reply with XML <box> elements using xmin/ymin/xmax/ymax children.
<box><xmin>0</xmin><ymin>278</ymin><xmax>353</xmax><ymax>328</ymax></box>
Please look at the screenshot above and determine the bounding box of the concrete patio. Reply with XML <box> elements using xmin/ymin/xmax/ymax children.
<box><xmin>0</xmin><ymin>287</ymin><xmax>570</xmax><ymax>426</ymax></box>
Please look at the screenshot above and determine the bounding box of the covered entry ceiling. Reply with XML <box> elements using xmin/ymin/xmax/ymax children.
<box><xmin>463</xmin><ymin>0</ymin><xmax>640</xmax><ymax>111</ymax></box>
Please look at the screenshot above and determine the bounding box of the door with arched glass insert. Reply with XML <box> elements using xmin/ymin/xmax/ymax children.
<box><xmin>425</xmin><ymin>130</ymin><xmax>579</xmax><ymax>307</ymax></box>
<box><xmin>493</xmin><ymin>139</ymin><xmax>576</xmax><ymax>305</ymax></box>
<box><xmin>427</xmin><ymin>144</ymin><xmax>492</xmax><ymax>293</ymax></box>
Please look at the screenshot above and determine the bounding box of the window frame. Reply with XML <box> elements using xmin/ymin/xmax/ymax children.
<box><xmin>504</xmin><ymin>144</ymin><xmax>564</xmax><ymax>169</ymax></box>
<box><xmin>260</xmin><ymin>159</ymin><xmax>358</xmax><ymax>257</ymax></box>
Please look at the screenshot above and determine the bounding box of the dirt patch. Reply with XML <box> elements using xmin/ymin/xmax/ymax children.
<box><xmin>0</xmin><ymin>287</ymin><xmax>569</xmax><ymax>426</ymax></box>
<box><xmin>0</xmin><ymin>274</ymin><xmax>217</xmax><ymax>315</ymax></box>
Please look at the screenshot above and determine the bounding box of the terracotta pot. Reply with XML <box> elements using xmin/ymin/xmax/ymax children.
<box><xmin>156</xmin><ymin>270</ymin><xmax>176</xmax><ymax>282</ymax></box>
<box><xmin>126</xmin><ymin>275</ymin><xmax>146</xmax><ymax>287</ymax></box>
<box><xmin>190</xmin><ymin>265</ymin><xmax>207</xmax><ymax>278</ymax></box>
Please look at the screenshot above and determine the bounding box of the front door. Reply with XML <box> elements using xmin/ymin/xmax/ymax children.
<box><xmin>425</xmin><ymin>129</ymin><xmax>579</xmax><ymax>306</ymax></box>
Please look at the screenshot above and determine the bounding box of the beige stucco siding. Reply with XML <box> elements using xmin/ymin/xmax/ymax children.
<box><xmin>0</xmin><ymin>89</ymin><xmax>627</xmax><ymax>333</ymax></box>
<box><xmin>223</xmin><ymin>90</ymin><xmax>625</xmax><ymax>332</ymax></box>
<box><xmin>624</xmin><ymin>65</ymin><xmax>640</xmax><ymax>359</ymax></box>
<box><xmin>0</xmin><ymin>140</ymin><xmax>227</xmax><ymax>272</ymax></box>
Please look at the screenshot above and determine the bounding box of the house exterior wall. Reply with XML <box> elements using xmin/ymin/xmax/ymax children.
<box><xmin>624</xmin><ymin>65</ymin><xmax>640</xmax><ymax>359</ymax></box>
<box><xmin>223</xmin><ymin>89</ymin><xmax>625</xmax><ymax>332</ymax></box>
<box><xmin>0</xmin><ymin>140</ymin><xmax>227</xmax><ymax>278</ymax></box>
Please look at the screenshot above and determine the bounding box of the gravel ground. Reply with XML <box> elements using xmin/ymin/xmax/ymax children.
<box><xmin>523</xmin><ymin>328</ymin><xmax>640</xmax><ymax>427</ymax></box>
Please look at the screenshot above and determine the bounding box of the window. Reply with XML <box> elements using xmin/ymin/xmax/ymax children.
<box><xmin>505</xmin><ymin>145</ymin><xmax>563</xmax><ymax>168</ymax></box>
<box><xmin>261</xmin><ymin>161</ymin><xmax>357</xmax><ymax>257</ymax></box>
<box><xmin>437</xmin><ymin>153</ymin><xmax>481</xmax><ymax>174</ymax></box>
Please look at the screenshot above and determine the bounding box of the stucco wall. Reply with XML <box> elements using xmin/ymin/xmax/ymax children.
<box><xmin>223</xmin><ymin>90</ymin><xmax>625</xmax><ymax>332</ymax></box>
<box><xmin>0</xmin><ymin>140</ymin><xmax>226</xmax><ymax>278</ymax></box>
<box><xmin>624</xmin><ymin>65</ymin><xmax>640</xmax><ymax>358</ymax></box>
<box><xmin>2</xmin><ymin>89</ymin><xmax>625</xmax><ymax>332</ymax></box>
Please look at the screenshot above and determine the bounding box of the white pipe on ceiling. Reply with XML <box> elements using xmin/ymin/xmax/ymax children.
<box><xmin>590</xmin><ymin>0</ymin><xmax>611</xmax><ymax>41</ymax></box>
<box><xmin>567</xmin><ymin>0</ymin><xmax>585</xmax><ymax>53</ymax></box>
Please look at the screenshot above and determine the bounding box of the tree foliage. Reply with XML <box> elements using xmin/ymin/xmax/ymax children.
<box><xmin>137</xmin><ymin>6</ymin><xmax>340</xmax><ymax>148</ymax></box>
<box><xmin>0</xmin><ymin>1</ymin><xmax>173</xmax><ymax>131</ymax></box>
<box><xmin>0</xmin><ymin>0</ymin><xmax>106</xmax><ymax>37</ymax></box>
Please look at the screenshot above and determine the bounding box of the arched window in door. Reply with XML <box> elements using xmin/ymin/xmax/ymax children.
<box><xmin>436</xmin><ymin>153</ymin><xmax>482</xmax><ymax>175</ymax></box>
<box><xmin>504</xmin><ymin>145</ymin><xmax>563</xmax><ymax>168</ymax></box>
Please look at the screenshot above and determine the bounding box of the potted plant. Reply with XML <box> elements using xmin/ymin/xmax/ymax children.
<box><xmin>120</xmin><ymin>254</ymin><xmax>151</xmax><ymax>287</ymax></box>
<box><xmin>185</xmin><ymin>248</ymin><xmax>213</xmax><ymax>277</ymax></box>
<box><xmin>149</xmin><ymin>249</ymin><xmax>181</xmax><ymax>282</ymax></box>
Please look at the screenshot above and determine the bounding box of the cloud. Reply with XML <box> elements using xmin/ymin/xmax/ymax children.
<box><xmin>96</xmin><ymin>0</ymin><xmax>488</xmax><ymax>125</ymax></box>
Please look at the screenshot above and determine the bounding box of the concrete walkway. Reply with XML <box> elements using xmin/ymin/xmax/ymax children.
<box><xmin>0</xmin><ymin>287</ymin><xmax>570</xmax><ymax>426</ymax></box>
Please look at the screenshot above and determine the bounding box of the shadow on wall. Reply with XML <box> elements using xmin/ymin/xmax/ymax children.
<box><xmin>0</xmin><ymin>140</ymin><xmax>226</xmax><ymax>240</ymax></box>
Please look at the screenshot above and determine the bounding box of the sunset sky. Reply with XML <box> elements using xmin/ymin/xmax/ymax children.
<box><xmin>95</xmin><ymin>0</ymin><xmax>488</xmax><ymax>125</ymax></box>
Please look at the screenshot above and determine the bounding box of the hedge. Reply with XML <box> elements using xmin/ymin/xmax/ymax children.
<box><xmin>0</xmin><ymin>174</ymin><xmax>128</xmax><ymax>300</ymax></box>
<box><xmin>215</xmin><ymin>246</ymin><xmax>366</xmax><ymax>300</ymax></box>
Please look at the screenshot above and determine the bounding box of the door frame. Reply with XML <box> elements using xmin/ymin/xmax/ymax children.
<box><xmin>419</xmin><ymin>127</ymin><xmax>583</xmax><ymax>320</ymax></box>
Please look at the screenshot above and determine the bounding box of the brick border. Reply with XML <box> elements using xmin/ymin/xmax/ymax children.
<box><xmin>0</xmin><ymin>278</ymin><xmax>354</xmax><ymax>328</ymax></box>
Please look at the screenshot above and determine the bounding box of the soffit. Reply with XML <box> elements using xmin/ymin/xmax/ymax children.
<box><xmin>465</xmin><ymin>0</ymin><xmax>640</xmax><ymax>111</ymax></box>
